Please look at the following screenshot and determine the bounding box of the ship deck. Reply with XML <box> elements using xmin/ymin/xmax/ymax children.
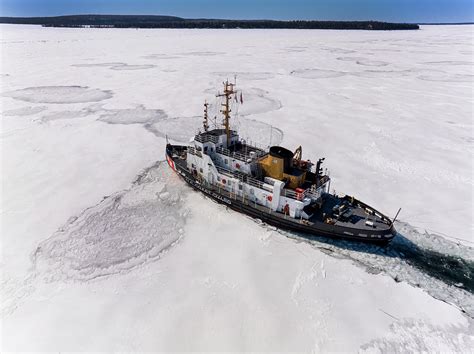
<box><xmin>316</xmin><ymin>194</ymin><xmax>391</xmax><ymax>231</ymax></box>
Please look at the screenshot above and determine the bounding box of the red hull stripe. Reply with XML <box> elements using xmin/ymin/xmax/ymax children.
<box><xmin>166</xmin><ymin>154</ymin><xmax>175</xmax><ymax>171</ymax></box>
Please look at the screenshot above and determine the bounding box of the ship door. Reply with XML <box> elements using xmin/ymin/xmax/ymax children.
<box><xmin>208</xmin><ymin>172</ymin><xmax>214</xmax><ymax>185</ymax></box>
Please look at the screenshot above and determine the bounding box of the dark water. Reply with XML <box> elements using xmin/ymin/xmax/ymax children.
<box><xmin>390</xmin><ymin>235</ymin><xmax>474</xmax><ymax>293</ymax></box>
<box><xmin>281</xmin><ymin>227</ymin><xmax>474</xmax><ymax>294</ymax></box>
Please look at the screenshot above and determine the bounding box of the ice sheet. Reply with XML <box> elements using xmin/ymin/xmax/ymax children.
<box><xmin>1</xmin><ymin>24</ymin><xmax>472</xmax><ymax>351</ymax></box>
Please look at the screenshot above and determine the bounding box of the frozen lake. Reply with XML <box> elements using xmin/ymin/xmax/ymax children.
<box><xmin>1</xmin><ymin>24</ymin><xmax>473</xmax><ymax>351</ymax></box>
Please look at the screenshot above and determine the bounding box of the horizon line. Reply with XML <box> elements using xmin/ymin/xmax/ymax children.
<box><xmin>1</xmin><ymin>14</ymin><xmax>473</xmax><ymax>25</ymax></box>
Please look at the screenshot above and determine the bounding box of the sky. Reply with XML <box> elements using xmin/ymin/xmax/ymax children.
<box><xmin>0</xmin><ymin>0</ymin><xmax>473</xmax><ymax>23</ymax></box>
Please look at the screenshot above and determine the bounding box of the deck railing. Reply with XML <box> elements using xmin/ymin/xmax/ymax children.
<box><xmin>187</xmin><ymin>146</ymin><xmax>202</xmax><ymax>157</ymax></box>
<box><xmin>197</xmin><ymin>177</ymin><xmax>313</xmax><ymax>224</ymax></box>
<box><xmin>215</xmin><ymin>165</ymin><xmax>261</xmax><ymax>187</ymax></box>
<box><xmin>246</xmin><ymin>176</ymin><xmax>264</xmax><ymax>189</ymax></box>
<box><xmin>215</xmin><ymin>146</ymin><xmax>265</xmax><ymax>162</ymax></box>
<box><xmin>215</xmin><ymin>165</ymin><xmax>237</xmax><ymax>179</ymax></box>
<box><xmin>282</xmin><ymin>183</ymin><xmax>325</xmax><ymax>201</ymax></box>
<box><xmin>213</xmin><ymin>164</ymin><xmax>324</xmax><ymax>202</ymax></box>
<box><xmin>194</xmin><ymin>134</ymin><xmax>219</xmax><ymax>144</ymax></box>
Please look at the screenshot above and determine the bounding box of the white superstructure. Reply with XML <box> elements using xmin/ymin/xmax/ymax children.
<box><xmin>187</xmin><ymin>128</ymin><xmax>329</xmax><ymax>219</ymax></box>
<box><xmin>184</xmin><ymin>79</ymin><xmax>330</xmax><ymax>220</ymax></box>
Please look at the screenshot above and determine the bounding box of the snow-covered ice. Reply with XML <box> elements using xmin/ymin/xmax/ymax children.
<box><xmin>3</xmin><ymin>85</ymin><xmax>113</xmax><ymax>104</ymax></box>
<box><xmin>32</xmin><ymin>162</ymin><xmax>188</xmax><ymax>283</ymax></box>
<box><xmin>1</xmin><ymin>24</ymin><xmax>473</xmax><ymax>351</ymax></box>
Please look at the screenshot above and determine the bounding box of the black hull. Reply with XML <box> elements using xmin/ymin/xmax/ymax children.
<box><xmin>166</xmin><ymin>148</ymin><xmax>395</xmax><ymax>246</ymax></box>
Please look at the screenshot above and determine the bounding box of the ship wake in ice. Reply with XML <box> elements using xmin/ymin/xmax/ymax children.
<box><xmin>277</xmin><ymin>223</ymin><xmax>474</xmax><ymax>318</ymax></box>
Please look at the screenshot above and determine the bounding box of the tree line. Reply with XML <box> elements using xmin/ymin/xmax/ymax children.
<box><xmin>0</xmin><ymin>15</ymin><xmax>419</xmax><ymax>30</ymax></box>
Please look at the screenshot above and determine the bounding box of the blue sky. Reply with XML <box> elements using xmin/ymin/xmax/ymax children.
<box><xmin>0</xmin><ymin>0</ymin><xmax>472</xmax><ymax>23</ymax></box>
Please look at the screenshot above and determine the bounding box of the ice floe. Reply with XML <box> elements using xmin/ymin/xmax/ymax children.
<box><xmin>97</xmin><ymin>105</ymin><xmax>167</xmax><ymax>125</ymax></box>
<box><xmin>2</xmin><ymin>105</ymin><xmax>47</xmax><ymax>116</ymax></box>
<box><xmin>3</xmin><ymin>86</ymin><xmax>113</xmax><ymax>104</ymax></box>
<box><xmin>290</xmin><ymin>68</ymin><xmax>346</xmax><ymax>79</ymax></box>
<box><xmin>32</xmin><ymin>162</ymin><xmax>189</xmax><ymax>282</ymax></box>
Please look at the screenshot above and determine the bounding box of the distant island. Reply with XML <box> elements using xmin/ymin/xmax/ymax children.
<box><xmin>0</xmin><ymin>15</ymin><xmax>419</xmax><ymax>30</ymax></box>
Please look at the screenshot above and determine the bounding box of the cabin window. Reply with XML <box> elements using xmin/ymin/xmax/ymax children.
<box><xmin>199</xmin><ymin>168</ymin><xmax>203</xmax><ymax>173</ymax></box>
<box><xmin>239</xmin><ymin>184</ymin><xmax>243</xmax><ymax>190</ymax></box>
<box><xmin>191</xmin><ymin>163</ymin><xmax>196</xmax><ymax>168</ymax></box>
<box><xmin>204</xmin><ymin>146</ymin><xmax>208</xmax><ymax>152</ymax></box>
<box><xmin>211</xmin><ymin>148</ymin><xmax>214</xmax><ymax>152</ymax></box>
<box><xmin>225</xmin><ymin>159</ymin><xmax>228</xmax><ymax>165</ymax></box>
<box><xmin>250</xmin><ymin>188</ymin><xmax>254</xmax><ymax>195</ymax></box>
<box><xmin>217</xmin><ymin>176</ymin><xmax>221</xmax><ymax>181</ymax></box>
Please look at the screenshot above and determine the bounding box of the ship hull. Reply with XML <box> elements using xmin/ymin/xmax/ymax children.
<box><xmin>166</xmin><ymin>145</ymin><xmax>395</xmax><ymax>246</ymax></box>
<box><xmin>166</xmin><ymin>146</ymin><xmax>395</xmax><ymax>246</ymax></box>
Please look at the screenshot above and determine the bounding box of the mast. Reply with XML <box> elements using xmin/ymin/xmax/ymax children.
<box><xmin>216</xmin><ymin>80</ymin><xmax>236</xmax><ymax>145</ymax></box>
<box><xmin>203</xmin><ymin>100</ymin><xmax>209</xmax><ymax>132</ymax></box>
